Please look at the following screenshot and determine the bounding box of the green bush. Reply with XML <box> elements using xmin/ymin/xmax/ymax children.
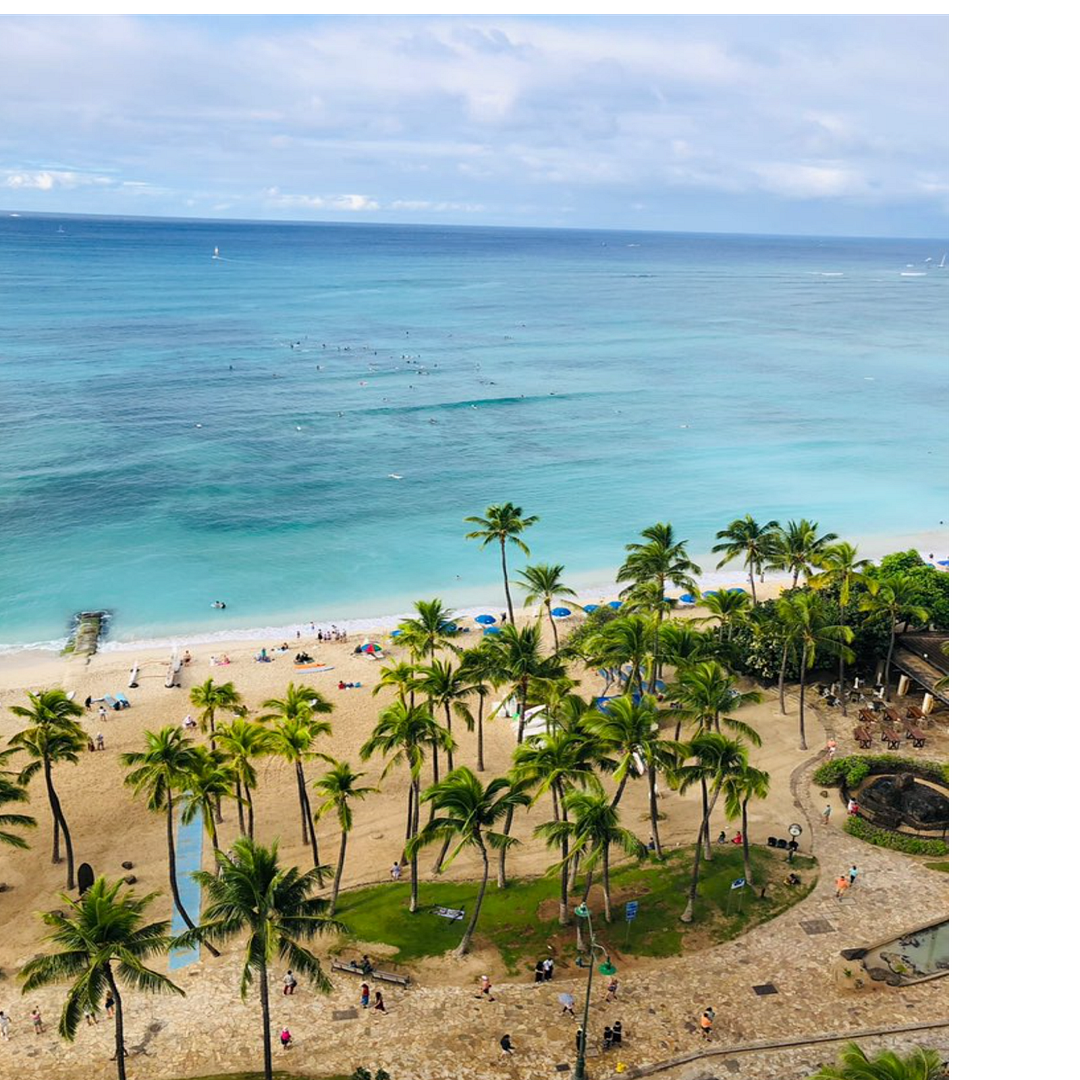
<box><xmin>813</xmin><ymin>755</ymin><xmax>948</xmax><ymax>788</ymax></box>
<box><xmin>844</xmin><ymin>816</ymin><xmax>948</xmax><ymax>856</ymax></box>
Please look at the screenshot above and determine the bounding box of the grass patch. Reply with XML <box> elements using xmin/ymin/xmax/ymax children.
<box><xmin>844</xmin><ymin>816</ymin><xmax>948</xmax><ymax>856</ymax></box>
<box><xmin>334</xmin><ymin>845</ymin><xmax>816</xmax><ymax>976</ymax></box>
<box><xmin>924</xmin><ymin>861</ymin><xmax>949</xmax><ymax>873</ymax></box>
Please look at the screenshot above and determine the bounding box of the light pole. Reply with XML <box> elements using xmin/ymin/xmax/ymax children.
<box><xmin>573</xmin><ymin>901</ymin><xmax>616</xmax><ymax>1080</ymax></box>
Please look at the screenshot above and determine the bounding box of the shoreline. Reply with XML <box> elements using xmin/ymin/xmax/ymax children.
<box><xmin>0</xmin><ymin>526</ymin><xmax>948</xmax><ymax>669</ymax></box>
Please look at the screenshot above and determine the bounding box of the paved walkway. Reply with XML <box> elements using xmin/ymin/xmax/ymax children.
<box><xmin>0</xmin><ymin>711</ymin><xmax>948</xmax><ymax>1080</ymax></box>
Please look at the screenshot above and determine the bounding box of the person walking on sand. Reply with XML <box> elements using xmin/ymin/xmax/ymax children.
<box><xmin>360</xmin><ymin>983</ymin><xmax>370</xmax><ymax>1009</ymax></box>
<box><xmin>96</xmin><ymin>732</ymin><xmax>105</xmax><ymax>751</ymax></box>
<box><xmin>700</xmin><ymin>1007</ymin><xmax>715</xmax><ymax>1039</ymax></box>
<box><xmin>390</xmin><ymin>861</ymin><xmax>402</xmax><ymax>881</ymax></box>
<box><xmin>605</xmin><ymin>976</ymin><xmax>619</xmax><ymax>1002</ymax></box>
<box><xmin>373</xmin><ymin>990</ymin><xmax>386</xmax><ymax>1012</ymax></box>
<box><xmin>500</xmin><ymin>1033</ymin><xmax>515</xmax><ymax>1055</ymax></box>
<box><xmin>280</xmin><ymin>1027</ymin><xmax>292</xmax><ymax>1050</ymax></box>
<box><xmin>849</xmin><ymin>864</ymin><xmax>859</xmax><ymax>886</ymax></box>
<box><xmin>835</xmin><ymin>874</ymin><xmax>850</xmax><ymax>900</ymax></box>
<box><xmin>822</xmin><ymin>803</ymin><xmax>832</xmax><ymax>826</ymax></box>
<box><xmin>98</xmin><ymin>704</ymin><xmax>108</xmax><ymax>724</ymax></box>
<box><xmin>283</xmin><ymin>970</ymin><xmax>297</xmax><ymax>995</ymax></box>
<box><xmin>0</xmin><ymin>1011</ymin><xmax>11</xmax><ymax>1040</ymax></box>
<box><xmin>543</xmin><ymin>956</ymin><xmax>554</xmax><ymax>981</ymax></box>
<box><xmin>31</xmin><ymin>1008</ymin><xmax>44</xmax><ymax>1035</ymax></box>
<box><xmin>105</xmin><ymin>992</ymin><xmax>115</xmax><ymax>1018</ymax></box>
<box><xmin>478</xmin><ymin>974</ymin><xmax>493</xmax><ymax>1000</ymax></box>
<box><xmin>559</xmin><ymin>992</ymin><xmax>576</xmax><ymax>1017</ymax></box>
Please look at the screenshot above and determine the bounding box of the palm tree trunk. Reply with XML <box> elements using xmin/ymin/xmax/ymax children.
<box><xmin>554</xmin><ymin>784</ymin><xmax>570</xmax><ymax>925</ymax></box>
<box><xmin>611</xmin><ymin>771</ymin><xmax>629</xmax><ymax>809</ymax></box>
<box><xmin>235</xmin><ymin>777</ymin><xmax>246</xmax><ymax>837</ymax></box>
<box><xmin>207</xmin><ymin>809</ymin><xmax>220</xmax><ymax>856</ymax></box>
<box><xmin>44</xmin><ymin>758</ymin><xmax>75</xmax><ymax>889</ymax></box>
<box><xmin>476</xmin><ymin>688</ymin><xmax>486</xmax><ymax>771</ymax></box>
<box><xmin>701</xmin><ymin>776</ymin><xmax>713</xmax><ymax>861</ymax></box>
<box><xmin>741</xmin><ymin>798</ymin><xmax>753</xmax><ymax>886</ymax></box>
<box><xmin>497</xmin><ymin>804</ymin><xmax>514</xmax><ymax>888</ymax></box>
<box><xmin>166</xmin><ymin>793</ymin><xmax>196</xmax><ymax>932</ymax></box>
<box><xmin>244</xmin><ymin>780</ymin><xmax>255</xmax><ymax>838</ymax></box>
<box><xmin>332</xmin><ymin>828</ymin><xmax>347</xmax><ymax>911</ymax></box>
<box><xmin>681</xmin><ymin>788</ymin><xmax>719</xmax><ymax>923</ymax></box>
<box><xmin>600</xmin><ymin>844</ymin><xmax>612</xmax><ymax>922</ymax></box>
<box><xmin>778</xmin><ymin>639</ymin><xmax>790</xmax><ymax>714</ymax></box>
<box><xmin>838</xmin><ymin>602</ymin><xmax>849</xmax><ymax>716</ymax></box>
<box><xmin>409</xmin><ymin>779</ymin><xmax>420</xmax><ymax>913</ymax></box>
<box><xmin>48</xmin><ymin>766</ymin><xmax>60</xmax><ymax>862</ymax></box>
<box><xmin>299</xmin><ymin>765</ymin><xmax>320</xmax><ymax>867</ymax></box>
<box><xmin>548</xmin><ymin>602</ymin><xmax>560</xmax><ymax>654</ymax></box>
<box><xmin>748</xmin><ymin>558</ymin><xmax>758</xmax><ymax>605</ymax></box>
<box><xmin>516</xmin><ymin>676</ymin><xmax>529</xmax><ymax>743</ymax></box>
<box><xmin>295</xmin><ymin>762</ymin><xmax>310</xmax><ymax>845</ymax></box>
<box><xmin>444</xmin><ymin>703</ymin><xmax>454</xmax><ymax>772</ymax></box>
<box><xmin>500</xmin><ymin>538</ymin><xmax>515</xmax><ymax>626</ymax></box>
<box><xmin>258</xmin><ymin>960</ymin><xmax>273</xmax><ymax>1080</ymax></box>
<box><xmin>647</xmin><ymin>764</ymin><xmax>663</xmax><ymax>858</ymax></box>
<box><xmin>105</xmin><ymin>964</ymin><xmax>126</xmax><ymax>1080</ymax></box>
<box><xmin>798</xmin><ymin>642</ymin><xmax>809</xmax><ymax>751</ymax></box>
<box><xmin>456</xmin><ymin>840</ymin><xmax>489</xmax><ymax>956</ymax></box>
<box><xmin>884</xmin><ymin>626</ymin><xmax>897</xmax><ymax>701</ymax></box>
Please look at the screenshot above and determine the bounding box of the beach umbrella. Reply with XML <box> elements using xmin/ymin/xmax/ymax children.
<box><xmin>583</xmin><ymin>604</ymin><xmax>599</xmax><ymax>613</ymax></box>
<box><xmin>664</xmin><ymin>597</ymin><xmax>679</xmax><ymax>605</ymax></box>
<box><xmin>483</xmin><ymin>627</ymin><xmax>501</xmax><ymax>636</ymax></box>
<box><xmin>937</xmin><ymin>559</ymin><xmax>950</xmax><ymax>567</ymax></box>
<box><xmin>679</xmin><ymin>593</ymin><xmax>696</xmax><ymax>604</ymax></box>
<box><xmin>727</xmin><ymin>587</ymin><xmax>747</xmax><ymax>594</ymax></box>
<box><xmin>359</xmin><ymin>643</ymin><xmax>381</xmax><ymax>655</ymax></box>
<box><xmin>475</xmin><ymin>614</ymin><xmax>496</xmax><ymax>625</ymax></box>
<box><xmin>440</xmin><ymin>622</ymin><xmax>459</xmax><ymax>634</ymax></box>
<box><xmin>704</xmin><ymin>590</ymin><xmax>719</xmax><ymax>598</ymax></box>
<box><xmin>608</xmin><ymin>600</ymin><xmax>623</xmax><ymax>610</ymax></box>
<box><xmin>390</xmin><ymin>630</ymin><xmax>403</xmax><ymax>638</ymax></box>
<box><xmin>552</xmin><ymin>607</ymin><xmax>572</xmax><ymax>618</ymax></box>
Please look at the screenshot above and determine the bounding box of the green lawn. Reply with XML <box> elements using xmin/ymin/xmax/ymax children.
<box><xmin>333</xmin><ymin>844</ymin><xmax>817</xmax><ymax>975</ymax></box>
<box><xmin>924</xmin><ymin>861</ymin><xmax>949</xmax><ymax>873</ymax></box>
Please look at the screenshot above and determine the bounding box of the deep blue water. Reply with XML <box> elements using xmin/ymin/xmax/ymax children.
<box><xmin>0</xmin><ymin>215</ymin><xmax>947</xmax><ymax>648</ymax></box>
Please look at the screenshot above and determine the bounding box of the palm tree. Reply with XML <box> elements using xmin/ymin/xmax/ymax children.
<box><xmin>584</xmin><ymin>613</ymin><xmax>653</xmax><ymax>697</ymax></box>
<box><xmin>721</xmin><ymin>762</ymin><xmax>770</xmax><ymax>887</ymax></box>
<box><xmin>457</xmin><ymin>641</ymin><xmax>504</xmax><ymax>771</ymax></box>
<box><xmin>266</xmin><ymin>717</ymin><xmax>333</xmax><ymax>866</ymax></box>
<box><xmin>712</xmin><ymin>515</ymin><xmax>780</xmax><ymax>604</ymax></box>
<box><xmin>666</xmin><ymin>661</ymin><xmax>761</xmax><ymax>857</ymax></box>
<box><xmin>809</xmin><ymin>1042</ymin><xmax>945</xmax><ymax>1080</ymax></box>
<box><xmin>313</xmin><ymin>760</ymin><xmax>377</xmax><ymax>912</ymax></box>
<box><xmin>189</xmin><ymin>678</ymin><xmax>244</xmax><ymax>747</ymax></box>
<box><xmin>673</xmin><ymin>733</ymin><xmax>748</xmax><ymax>921</ymax></box>
<box><xmin>464</xmin><ymin>502</ymin><xmax>539</xmax><ymax>626</ymax></box>
<box><xmin>396</xmin><ymin>598</ymin><xmax>461</xmax><ymax>664</ymax></box>
<box><xmin>0</xmin><ymin>754</ymin><xmax>35</xmax><ymax>850</ymax></box>
<box><xmin>360</xmin><ymin>701</ymin><xmax>453</xmax><ymax>912</ymax></box>
<box><xmin>766</xmin><ymin>519</ymin><xmax>839</xmax><ymax>590</ymax></box>
<box><xmin>19</xmin><ymin>879</ymin><xmax>183</xmax><ymax>1080</ymax></box>
<box><xmin>216</xmin><ymin>718</ymin><xmax>271</xmax><ymax>839</ymax></box>
<box><xmin>586</xmin><ymin>694</ymin><xmax>680</xmax><ymax>857</ymax></box>
<box><xmin>179</xmin><ymin>745</ymin><xmax>235</xmax><ymax>855</ymax></box>
<box><xmin>809</xmin><ymin>542</ymin><xmax>871</xmax><ymax>714</ymax></box>
<box><xmin>657</xmin><ymin>621</ymin><xmax>711</xmax><ymax>679</ymax></box>
<box><xmin>120</xmin><ymin>726</ymin><xmax>219</xmax><ymax>952</ymax></box>
<box><xmin>859</xmin><ymin>574</ymin><xmax>931</xmax><ymax>700</ymax></box>
<box><xmin>173</xmin><ymin>838</ymin><xmax>342</xmax><ymax>1080</ymax></box>
<box><xmin>777</xmin><ymin>592</ymin><xmax>854</xmax><ymax>750</ymax></box>
<box><xmin>408</xmin><ymin>767</ymin><xmax>528</xmax><ymax>955</ymax></box>
<box><xmin>373</xmin><ymin>659</ymin><xmax>418</xmax><ymax>706</ymax></box>
<box><xmin>697</xmin><ymin>589</ymin><xmax>752</xmax><ymax>640</ymax></box>
<box><xmin>536</xmin><ymin>789</ymin><xmax>646</xmax><ymax>923</ymax></box>
<box><xmin>412</xmin><ymin>658</ymin><xmax>472</xmax><ymax>773</ymax></box>
<box><xmin>7</xmin><ymin>689</ymin><xmax>86</xmax><ymax>889</ymax></box>
<box><xmin>516</xmin><ymin>563</ymin><xmax>578</xmax><ymax>653</ymax></box>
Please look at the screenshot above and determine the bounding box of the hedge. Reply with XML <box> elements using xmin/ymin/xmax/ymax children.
<box><xmin>844</xmin><ymin>815</ymin><xmax>949</xmax><ymax>857</ymax></box>
<box><xmin>813</xmin><ymin>755</ymin><xmax>948</xmax><ymax>788</ymax></box>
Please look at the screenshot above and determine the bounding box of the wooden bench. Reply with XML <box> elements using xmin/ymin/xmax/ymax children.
<box><xmin>853</xmin><ymin>725</ymin><xmax>873</xmax><ymax>749</ymax></box>
<box><xmin>902</xmin><ymin>722</ymin><xmax>928</xmax><ymax>748</ymax></box>
<box><xmin>906</xmin><ymin>705</ymin><xmax>927</xmax><ymax>722</ymax></box>
<box><xmin>884</xmin><ymin>706</ymin><xmax>905</xmax><ymax>727</ymax></box>
<box><xmin>878</xmin><ymin>721</ymin><xmax>902</xmax><ymax>750</ymax></box>
<box><xmin>332</xmin><ymin>960</ymin><xmax>411</xmax><ymax>987</ymax></box>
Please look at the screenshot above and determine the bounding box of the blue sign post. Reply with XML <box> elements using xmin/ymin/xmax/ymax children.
<box><xmin>624</xmin><ymin>899</ymin><xmax>639</xmax><ymax>943</ymax></box>
<box><xmin>727</xmin><ymin>877</ymin><xmax>747</xmax><ymax>915</ymax></box>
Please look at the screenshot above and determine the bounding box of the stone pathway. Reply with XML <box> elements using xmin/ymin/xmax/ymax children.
<box><xmin>0</xmin><ymin>718</ymin><xmax>948</xmax><ymax>1080</ymax></box>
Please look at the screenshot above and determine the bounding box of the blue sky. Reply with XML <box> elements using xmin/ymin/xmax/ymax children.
<box><xmin>0</xmin><ymin>14</ymin><xmax>948</xmax><ymax>237</ymax></box>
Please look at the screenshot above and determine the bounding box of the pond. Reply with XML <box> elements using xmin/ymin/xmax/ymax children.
<box><xmin>862</xmin><ymin>919</ymin><xmax>948</xmax><ymax>984</ymax></box>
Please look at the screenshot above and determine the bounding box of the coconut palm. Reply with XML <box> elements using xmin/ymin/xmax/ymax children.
<box><xmin>586</xmin><ymin>694</ymin><xmax>680</xmax><ymax>857</ymax></box>
<box><xmin>216</xmin><ymin>717</ymin><xmax>272</xmax><ymax>839</ymax></box>
<box><xmin>396</xmin><ymin>598</ymin><xmax>461</xmax><ymax>664</ymax></box>
<box><xmin>172</xmin><ymin>838</ymin><xmax>342</xmax><ymax>1080</ymax></box>
<box><xmin>457</xmin><ymin>641</ymin><xmax>505</xmax><ymax>771</ymax></box>
<box><xmin>584</xmin><ymin>613</ymin><xmax>654</xmax><ymax>697</ymax></box>
<box><xmin>536</xmin><ymin>789</ymin><xmax>646</xmax><ymax>923</ymax></box>
<box><xmin>766</xmin><ymin>519</ymin><xmax>839</xmax><ymax>590</ymax></box>
<box><xmin>672</xmin><ymin>732</ymin><xmax>748</xmax><ymax>921</ymax></box>
<box><xmin>265</xmin><ymin>717</ymin><xmax>333</xmax><ymax>866</ymax></box>
<box><xmin>721</xmin><ymin>762</ymin><xmax>771</xmax><ymax>887</ymax></box>
<box><xmin>313</xmin><ymin>760</ymin><xmax>377</xmax><ymax>911</ymax></box>
<box><xmin>19</xmin><ymin>878</ymin><xmax>183</xmax><ymax>1080</ymax></box>
<box><xmin>120</xmin><ymin>726</ymin><xmax>219</xmax><ymax>952</ymax></box>
<box><xmin>408</xmin><ymin>767</ymin><xmax>528</xmax><ymax>955</ymax></box>
<box><xmin>178</xmin><ymin>745</ymin><xmax>235</xmax><ymax>855</ymax></box>
<box><xmin>7</xmin><ymin>689</ymin><xmax>86</xmax><ymax>888</ymax></box>
<box><xmin>360</xmin><ymin>701</ymin><xmax>453</xmax><ymax>912</ymax></box>
<box><xmin>412</xmin><ymin>658</ymin><xmax>472</xmax><ymax>773</ymax></box>
<box><xmin>0</xmin><ymin>753</ymin><xmax>35</xmax><ymax>850</ymax></box>
<box><xmin>464</xmin><ymin>502</ymin><xmax>540</xmax><ymax>626</ymax></box>
<box><xmin>657</xmin><ymin>621</ymin><xmax>712</xmax><ymax>677</ymax></box>
<box><xmin>712</xmin><ymin>515</ymin><xmax>780</xmax><ymax>604</ymax></box>
<box><xmin>859</xmin><ymin>574</ymin><xmax>931</xmax><ymax>700</ymax></box>
<box><xmin>777</xmin><ymin>592</ymin><xmax>854</xmax><ymax>750</ymax></box>
<box><xmin>515</xmin><ymin>563</ymin><xmax>578</xmax><ymax>653</ymax></box>
<box><xmin>809</xmin><ymin>1042</ymin><xmax>945</xmax><ymax>1080</ymax></box>
<box><xmin>697</xmin><ymin>589</ymin><xmax>753</xmax><ymax>640</ymax></box>
<box><xmin>809</xmin><ymin>542</ymin><xmax>871</xmax><ymax>714</ymax></box>
<box><xmin>189</xmin><ymin>678</ymin><xmax>244</xmax><ymax>747</ymax></box>
<box><xmin>373</xmin><ymin>659</ymin><xmax>418</xmax><ymax>706</ymax></box>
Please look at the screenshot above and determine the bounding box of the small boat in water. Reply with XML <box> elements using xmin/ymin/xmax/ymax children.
<box><xmin>212</xmin><ymin>246</ymin><xmax>222</xmax><ymax>260</ymax></box>
<box><xmin>899</xmin><ymin>264</ymin><xmax>926</xmax><ymax>277</ymax></box>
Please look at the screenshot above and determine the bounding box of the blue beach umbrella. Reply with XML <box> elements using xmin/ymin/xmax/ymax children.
<box><xmin>937</xmin><ymin>559</ymin><xmax>950</xmax><ymax>567</ymax></box>
<box><xmin>608</xmin><ymin>600</ymin><xmax>623</xmax><ymax>610</ymax></box>
<box><xmin>552</xmin><ymin>607</ymin><xmax>572</xmax><ymax>618</ymax></box>
<box><xmin>679</xmin><ymin>593</ymin><xmax>696</xmax><ymax>604</ymax></box>
<box><xmin>439</xmin><ymin>622</ymin><xmax>459</xmax><ymax>634</ymax></box>
<box><xmin>583</xmin><ymin>604</ymin><xmax>599</xmax><ymax>613</ymax></box>
<box><xmin>475</xmin><ymin>614</ymin><xmax>496</xmax><ymax>625</ymax></box>
<box><xmin>704</xmin><ymin>590</ymin><xmax>719</xmax><ymax>598</ymax></box>
<box><xmin>664</xmin><ymin>597</ymin><xmax>679</xmax><ymax>605</ymax></box>
<box><xmin>727</xmin><ymin>587</ymin><xmax>747</xmax><ymax>594</ymax></box>
<box><xmin>483</xmin><ymin>626</ymin><xmax>501</xmax><ymax>636</ymax></box>
<box><xmin>390</xmin><ymin>629</ymin><xmax>403</xmax><ymax>638</ymax></box>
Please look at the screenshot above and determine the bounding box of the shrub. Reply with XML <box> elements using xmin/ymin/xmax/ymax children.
<box><xmin>813</xmin><ymin>755</ymin><xmax>948</xmax><ymax>788</ymax></box>
<box><xmin>844</xmin><ymin>816</ymin><xmax>948</xmax><ymax>856</ymax></box>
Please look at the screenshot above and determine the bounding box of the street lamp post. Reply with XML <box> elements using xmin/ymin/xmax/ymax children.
<box><xmin>573</xmin><ymin>902</ymin><xmax>616</xmax><ymax>1080</ymax></box>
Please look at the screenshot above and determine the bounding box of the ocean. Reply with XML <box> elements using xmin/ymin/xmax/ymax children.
<box><xmin>0</xmin><ymin>215</ymin><xmax>947</xmax><ymax>652</ymax></box>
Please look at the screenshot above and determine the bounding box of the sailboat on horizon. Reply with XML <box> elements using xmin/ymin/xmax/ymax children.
<box><xmin>938</xmin><ymin>252</ymin><xmax>947</xmax><ymax>268</ymax></box>
<box><xmin>212</xmin><ymin>246</ymin><xmax>222</xmax><ymax>260</ymax></box>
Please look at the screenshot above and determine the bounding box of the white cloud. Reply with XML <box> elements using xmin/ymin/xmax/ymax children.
<box><xmin>751</xmin><ymin>162</ymin><xmax>867</xmax><ymax>199</ymax></box>
<box><xmin>264</xmin><ymin>187</ymin><xmax>380</xmax><ymax>212</ymax></box>
<box><xmin>3</xmin><ymin>169</ymin><xmax>114</xmax><ymax>191</ymax></box>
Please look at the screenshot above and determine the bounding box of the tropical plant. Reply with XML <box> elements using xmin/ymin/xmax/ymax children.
<box><xmin>721</xmin><ymin>762</ymin><xmax>771</xmax><ymax>886</ymax></box>
<box><xmin>19</xmin><ymin>878</ymin><xmax>183</xmax><ymax>1080</ymax></box>
<box><xmin>672</xmin><ymin>733</ymin><xmax>748</xmax><ymax>921</ymax></box>
<box><xmin>536</xmin><ymin>789</ymin><xmax>646</xmax><ymax>923</ymax></box>
<box><xmin>777</xmin><ymin>592</ymin><xmax>854</xmax><ymax>750</ymax></box>
<box><xmin>189</xmin><ymin>678</ymin><xmax>244</xmax><ymax>746</ymax></box>
<box><xmin>808</xmin><ymin>1041</ymin><xmax>945</xmax><ymax>1079</ymax></box>
<box><xmin>712</xmin><ymin>514</ymin><xmax>780</xmax><ymax>604</ymax></box>
<box><xmin>515</xmin><ymin>562</ymin><xmax>578</xmax><ymax>653</ymax></box>
<box><xmin>179</xmin><ymin>745</ymin><xmax>236</xmax><ymax>854</ymax></box>
<box><xmin>456</xmin><ymin>641</ymin><xmax>504</xmax><ymax>772</ymax></box>
<box><xmin>360</xmin><ymin>701</ymin><xmax>453</xmax><ymax>912</ymax></box>
<box><xmin>396</xmin><ymin>599</ymin><xmax>461</xmax><ymax>664</ymax></box>
<box><xmin>7</xmin><ymin>689</ymin><xmax>86</xmax><ymax>889</ymax></box>
<box><xmin>412</xmin><ymin>658</ymin><xmax>472</xmax><ymax>774</ymax></box>
<box><xmin>0</xmin><ymin>753</ymin><xmax>35</xmax><ymax>850</ymax></box>
<box><xmin>120</xmin><ymin>726</ymin><xmax>219</xmax><ymax>952</ymax></box>
<box><xmin>697</xmin><ymin>589</ymin><xmax>753</xmax><ymax>640</ymax></box>
<box><xmin>216</xmin><ymin>717</ymin><xmax>272</xmax><ymax>839</ymax></box>
<box><xmin>314</xmin><ymin>760</ymin><xmax>377</xmax><ymax>911</ymax></box>
<box><xmin>464</xmin><ymin>502</ymin><xmax>539</xmax><ymax>626</ymax></box>
<box><xmin>583</xmin><ymin>613</ymin><xmax>654</xmax><ymax>697</ymax></box>
<box><xmin>265</xmin><ymin>716</ymin><xmax>333</xmax><ymax>866</ymax></box>
<box><xmin>859</xmin><ymin>575</ymin><xmax>931</xmax><ymax>700</ymax></box>
<box><xmin>809</xmin><ymin>543</ymin><xmax>871</xmax><ymax>714</ymax></box>
<box><xmin>172</xmin><ymin>838</ymin><xmax>342</xmax><ymax>1080</ymax></box>
<box><xmin>373</xmin><ymin>659</ymin><xmax>418</xmax><ymax>706</ymax></box>
<box><xmin>766</xmin><ymin>519</ymin><xmax>839</xmax><ymax>590</ymax></box>
<box><xmin>408</xmin><ymin>767</ymin><xmax>528</xmax><ymax>955</ymax></box>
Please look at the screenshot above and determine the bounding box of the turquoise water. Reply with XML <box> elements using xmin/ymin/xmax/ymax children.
<box><xmin>0</xmin><ymin>215</ymin><xmax>947</xmax><ymax>649</ymax></box>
